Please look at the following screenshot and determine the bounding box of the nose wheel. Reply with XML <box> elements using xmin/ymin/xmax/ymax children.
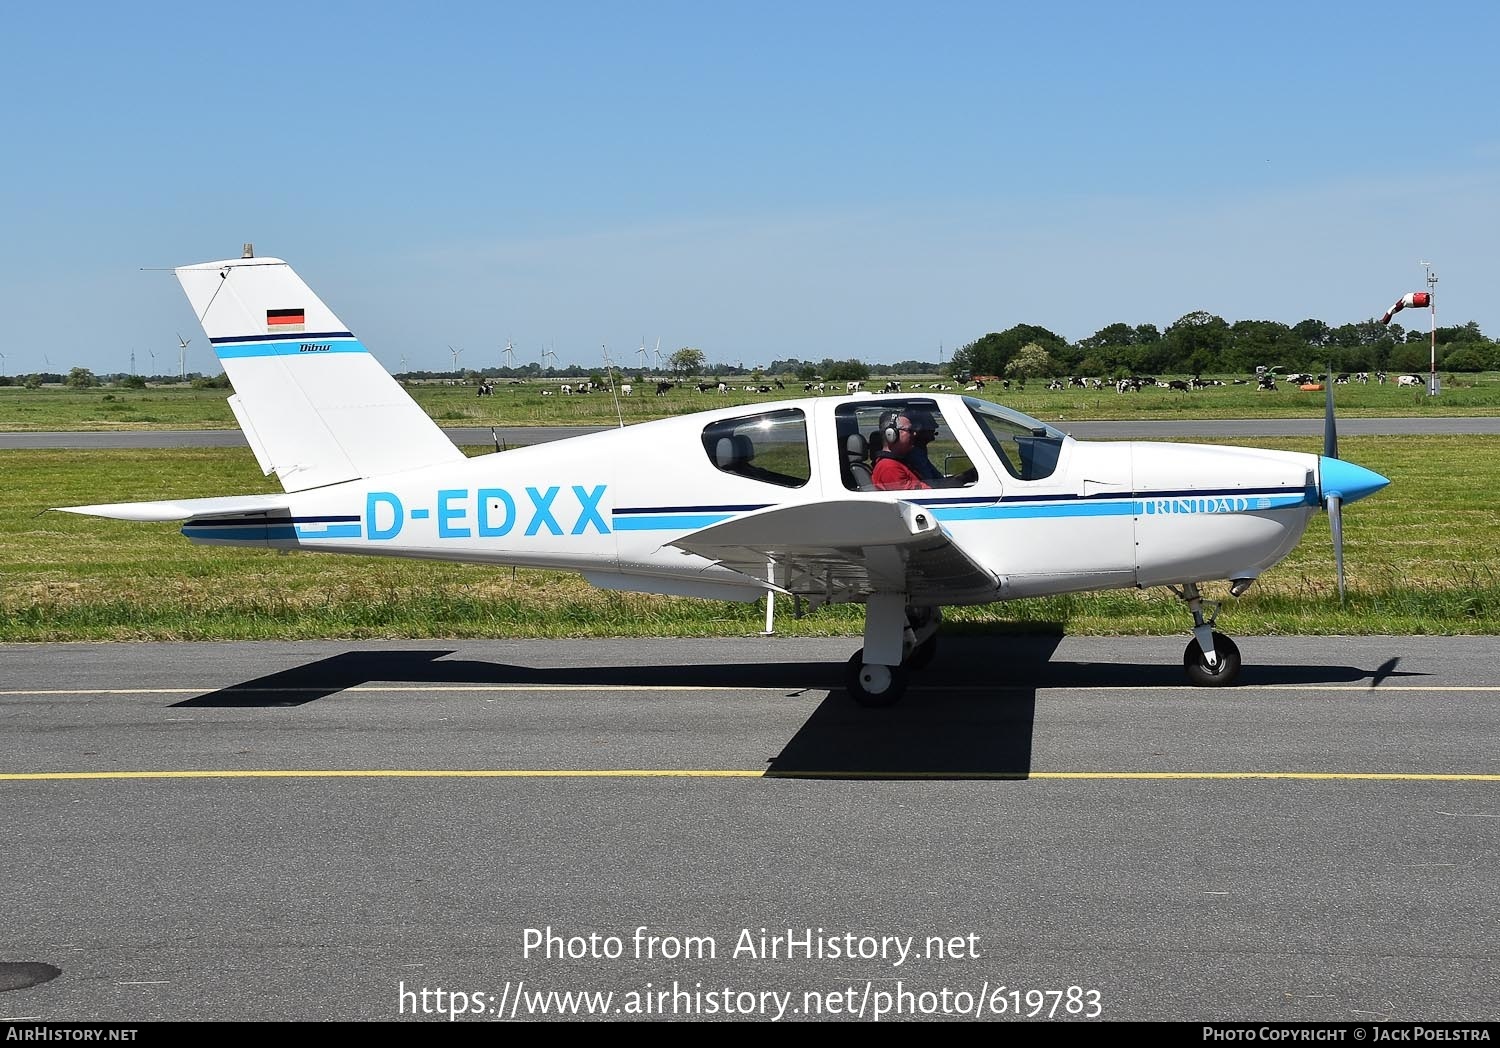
<box><xmin>1183</xmin><ymin>630</ymin><xmax>1241</xmax><ymax>687</ymax></box>
<box><xmin>1171</xmin><ymin>582</ymin><xmax>1243</xmax><ymax>687</ymax></box>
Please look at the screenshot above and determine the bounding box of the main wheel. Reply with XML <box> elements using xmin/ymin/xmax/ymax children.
<box><xmin>845</xmin><ymin>650</ymin><xmax>909</xmax><ymax>707</ymax></box>
<box><xmin>1183</xmin><ymin>631</ymin><xmax>1242</xmax><ymax>687</ymax></box>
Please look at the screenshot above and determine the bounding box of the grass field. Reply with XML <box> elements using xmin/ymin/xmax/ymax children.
<box><xmin>1</xmin><ymin>436</ymin><xmax>1493</xmax><ymax>642</ymax></box>
<box><xmin>2</xmin><ymin>372</ymin><xmax>1499</xmax><ymax>431</ymax></box>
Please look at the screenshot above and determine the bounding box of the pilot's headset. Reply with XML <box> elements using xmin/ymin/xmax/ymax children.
<box><xmin>879</xmin><ymin>409</ymin><xmax>904</xmax><ymax>447</ymax></box>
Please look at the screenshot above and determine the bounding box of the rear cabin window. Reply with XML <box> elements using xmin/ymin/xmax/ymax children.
<box><xmin>701</xmin><ymin>409</ymin><xmax>810</xmax><ymax>488</ymax></box>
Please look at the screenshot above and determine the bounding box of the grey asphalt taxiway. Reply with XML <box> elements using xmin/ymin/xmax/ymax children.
<box><xmin>1</xmin><ymin>635</ymin><xmax>1496</xmax><ymax>1022</ymax></box>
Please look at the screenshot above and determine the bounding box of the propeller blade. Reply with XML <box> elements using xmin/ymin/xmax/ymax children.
<box><xmin>1324</xmin><ymin>367</ymin><xmax>1338</xmax><ymax>459</ymax></box>
<box><xmin>1328</xmin><ymin>493</ymin><xmax>1345</xmax><ymax>602</ymax></box>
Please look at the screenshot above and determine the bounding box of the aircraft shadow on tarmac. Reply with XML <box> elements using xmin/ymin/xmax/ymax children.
<box><xmin>171</xmin><ymin>639</ymin><xmax>1419</xmax><ymax>780</ymax></box>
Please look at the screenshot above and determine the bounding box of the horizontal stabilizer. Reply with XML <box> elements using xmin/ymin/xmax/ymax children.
<box><xmin>55</xmin><ymin>493</ymin><xmax>291</xmax><ymax>523</ymax></box>
<box><xmin>670</xmin><ymin>499</ymin><xmax>1000</xmax><ymax>604</ymax></box>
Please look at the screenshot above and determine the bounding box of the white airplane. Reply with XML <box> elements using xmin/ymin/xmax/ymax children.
<box><xmin>59</xmin><ymin>252</ymin><xmax>1389</xmax><ymax>706</ymax></box>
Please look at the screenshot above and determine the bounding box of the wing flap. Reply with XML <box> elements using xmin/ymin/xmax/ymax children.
<box><xmin>669</xmin><ymin>499</ymin><xmax>1000</xmax><ymax>604</ymax></box>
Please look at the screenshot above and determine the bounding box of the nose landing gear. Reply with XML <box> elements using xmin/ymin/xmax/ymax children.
<box><xmin>1172</xmin><ymin>582</ymin><xmax>1242</xmax><ymax>686</ymax></box>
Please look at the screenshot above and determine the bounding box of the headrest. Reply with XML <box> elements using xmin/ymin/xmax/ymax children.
<box><xmin>715</xmin><ymin>436</ymin><xmax>739</xmax><ymax>469</ymax></box>
<box><xmin>845</xmin><ymin>432</ymin><xmax>867</xmax><ymax>460</ymax></box>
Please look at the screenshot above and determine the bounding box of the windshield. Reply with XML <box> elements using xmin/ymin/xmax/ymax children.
<box><xmin>963</xmin><ymin>396</ymin><xmax>1068</xmax><ymax>481</ymax></box>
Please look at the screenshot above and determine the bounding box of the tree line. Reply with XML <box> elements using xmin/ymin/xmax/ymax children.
<box><xmin>950</xmin><ymin>313</ymin><xmax>1497</xmax><ymax>381</ymax></box>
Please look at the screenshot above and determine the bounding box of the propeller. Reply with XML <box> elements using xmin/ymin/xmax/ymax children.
<box><xmin>1323</xmin><ymin>372</ymin><xmax>1346</xmax><ymax>600</ymax></box>
<box><xmin>1318</xmin><ymin>368</ymin><xmax>1389</xmax><ymax>602</ymax></box>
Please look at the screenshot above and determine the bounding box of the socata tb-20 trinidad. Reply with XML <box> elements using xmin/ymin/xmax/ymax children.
<box><xmin>60</xmin><ymin>250</ymin><xmax>1388</xmax><ymax>706</ymax></box>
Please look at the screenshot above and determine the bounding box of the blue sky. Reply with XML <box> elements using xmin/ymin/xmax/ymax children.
<box><xmin>3</xmin><ymin>1</ymin><xmax>1496</xmax><ymax>376</ymax></box>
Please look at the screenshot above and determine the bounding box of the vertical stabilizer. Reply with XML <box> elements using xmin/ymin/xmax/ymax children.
<box><xmin>176</xmin><ymin>256</ymin><xmax>463</xmax><ymax>492</ymax></box>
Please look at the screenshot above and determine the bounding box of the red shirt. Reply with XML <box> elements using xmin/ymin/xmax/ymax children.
<box><xmin>871</xmin><ymin>455</ymin><xmax>931</xmax><ymax>490</ymax></box>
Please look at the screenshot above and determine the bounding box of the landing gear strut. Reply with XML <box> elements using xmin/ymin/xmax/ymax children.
<box><xmin>1172</xmin><ymin>582</ymin><xmax>1242</xmax><ymax>686</ymax></box>
<box><xmin>846</xmin><ymin>598</ymin><xmax>941</xmax><ymax>707</ymax></box>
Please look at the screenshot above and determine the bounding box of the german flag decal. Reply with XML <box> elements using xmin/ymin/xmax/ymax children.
<box><xmin>267</xmin><ymin>308</ymin><xmax>305</xmax><ymax>332</ymax></box>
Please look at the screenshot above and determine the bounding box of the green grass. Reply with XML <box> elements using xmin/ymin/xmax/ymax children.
<box><xmin>4</xmin><ymin>372</ymin><xmax>1500</xmax><ymax>431</ymax></box>
<box><xmin>1</xmin><ymin>437</ymin><xmax>1495</xmax><ymax>641</ymax></box>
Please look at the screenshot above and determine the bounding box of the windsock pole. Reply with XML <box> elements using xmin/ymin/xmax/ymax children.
<box><xmin>1422</xmin><ymin>262</ymin><xmax>1439</xmax><ymax>396</ymax></box>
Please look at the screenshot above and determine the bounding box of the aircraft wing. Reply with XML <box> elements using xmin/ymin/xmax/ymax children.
<box><xmin>669</xmin><ymin>498</ymin><xmax>1001</xmax><ymax>605</ymax></box>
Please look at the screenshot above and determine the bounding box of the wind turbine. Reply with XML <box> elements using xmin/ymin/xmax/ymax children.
<box><xmin>503</xmin><ymin>339</ymin><xmax>516</xmax><ymax>369</ymax></box>
<box><xmin>448</xmin><ymin>345</ymin><xmax>464</xmax><ymax>374</ymax></box>
<box><xmin>541</xmin><ymin>346</ymin><xmax>558</xmax><ymax>372</ymax></box>
<box><xmin>653</xmin><ymin>337</ymin><xmax>662</xmax><ymax>372</ymax></box>
<box><xmin>148</xmin><ymin>349</ymin><xmax>157</xmax><ymax>377</ymax></box>
<box><xmin>177</xmin><ymin>332</ymin><xmax>191</xmax><ymax>381</ymax></box>
<box><xmin>636</xmin><ymin>339</ymin><xmax>649</xmax><ymax>370</ymax></box>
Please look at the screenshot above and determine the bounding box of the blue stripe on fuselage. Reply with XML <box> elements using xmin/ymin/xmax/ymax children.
<box><xmin>613</xmin><ymin>513</ymin><xmax>735</xmax><ymax>531</ymax></box>
<box><xmin>931</xmin><ymin>491</ymin><xmax>1313</xmax><ymax>523</ymax></box>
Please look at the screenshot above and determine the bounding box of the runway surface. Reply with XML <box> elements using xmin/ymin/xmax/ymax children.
<box><xmin>1</xmin><ymin>634</ymin><xmax>1495</xmax><ymax>1022</ymax></box>
<box><xmin>4</xmin><ymin>416</ymin><xmax>1500</xmax><ymax>449</ymax></box>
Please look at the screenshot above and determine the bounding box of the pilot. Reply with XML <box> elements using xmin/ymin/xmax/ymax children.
<box><xmin>899</xmin><ymin>408</ymin><xmax>979</xmax><ymax>488</ymax></box>
<box><xmin>871</xmin><ymin>410</ymin><xmax>933</xmax><ymax>491</ymax></box>
<box><xmin>904</xmin><ymin>408</ymin><xmax>945</xmax><ymax>484</ymax></box>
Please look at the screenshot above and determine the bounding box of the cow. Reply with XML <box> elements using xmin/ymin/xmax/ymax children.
<box><xmin>1397</xmin><ymin>374</ymin><xmax>1422</xmax><ymax>387</ymax></box>
<box><xmin>656</xmin><ymin>382</ymin><xmax>674</xmax><ymax>396</ymax></box>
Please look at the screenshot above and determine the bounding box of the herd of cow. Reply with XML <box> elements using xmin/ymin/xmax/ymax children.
<box><xmin>498</xmin><ymin>368</ymin><xmax>1429</xmax><ymax>399</ymax></box>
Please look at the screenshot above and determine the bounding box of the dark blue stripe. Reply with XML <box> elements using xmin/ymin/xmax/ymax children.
<box><xmin>613</xmin><ymin>503</ymin><xmax>771</xmax><ymax>515</ymax></box>
<box><xmin>186</xmin><ymin>515</ymin><xmax>358</xmax><ymax>529</ymax></box>
<box><xmin>210</xmin><ymin>331</ymin><xmax>354</xmax><ymax>344</ymax></box>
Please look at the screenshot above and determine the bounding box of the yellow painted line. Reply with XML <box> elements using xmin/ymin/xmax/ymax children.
<box><xmin>0</xmin><ymin>770</ymin><xmax>1495</xmax><ymax>782</ymax></box>
<box><xmin>0</xmin><ymin>769</ymin><xmax>766</xmax><ymax>781</ymax></box>
<box><xmin>0</xmin><ymin>686</ymin><xmax>784</xmax><ymax>696</ymax></box>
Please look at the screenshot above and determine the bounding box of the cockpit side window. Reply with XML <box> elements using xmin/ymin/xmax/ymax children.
<box><xmin>701</xmin><ymin>409</ymin><xmax>810</xmax><ymax>488</ymax></box>
<box><xmin>833</xmin><ymin>400</ymin><xmax>978</xmax><ymax>490</ymax></box>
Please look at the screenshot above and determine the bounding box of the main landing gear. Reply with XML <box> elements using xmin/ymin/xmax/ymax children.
<box><xmin>846</xmin><ymin>598</ymin><xmax>940</xmax><ymax>707</ymax></box>
<box><xmin>1172</xmin><ymin>582</ymin><xmax>1242</xmax><ymax>687</ymax></box>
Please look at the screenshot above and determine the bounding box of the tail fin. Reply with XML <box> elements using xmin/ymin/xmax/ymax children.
<box><xmin>176</xmin><ymin>254</ymin><xmax>464</xmax><ymax>492</ymax></box>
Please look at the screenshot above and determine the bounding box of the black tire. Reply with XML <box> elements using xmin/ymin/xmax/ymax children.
<box><xmin>845</xmin><ymin>650</ymin><xmax>909</xmax><ymax>707</ymax></box>
<box><xmin>906</xmin><ymin>633</ymin><xmax>938</xmax><ymax>670</ymax></box>
<box><xmin>1183</xmin><ymin>631</ymin><xmax>1242</xmax><ymax>687</ymax></box>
